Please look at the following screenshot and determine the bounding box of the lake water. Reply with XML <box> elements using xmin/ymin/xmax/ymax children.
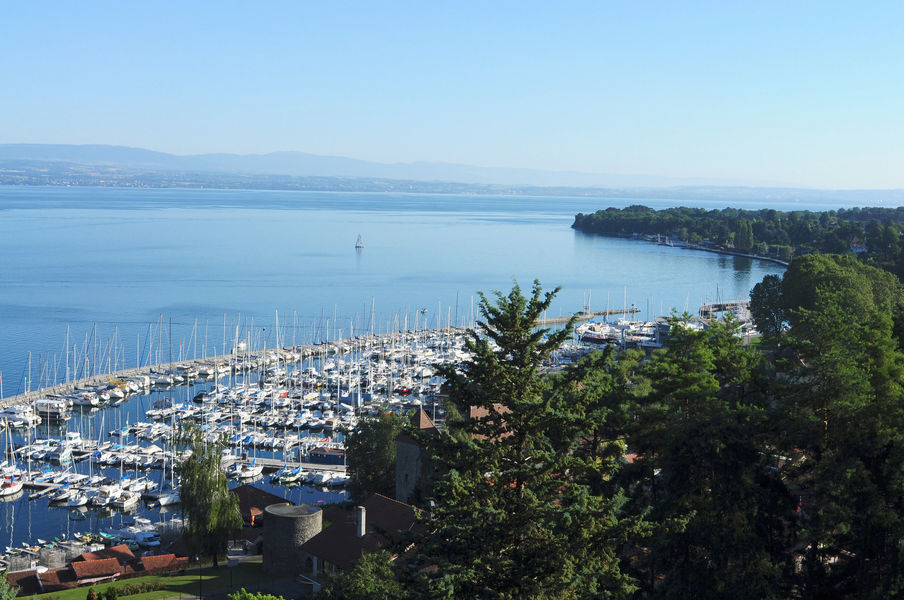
<box><xmin>0</xmin><ymin>185</ymin><xmax>799</xmax><ymax>394</ymax></box>
<box><xmin>0</xmin><ymin>184</ymin><xmax>850</xmax><ymax>551</ymax></box>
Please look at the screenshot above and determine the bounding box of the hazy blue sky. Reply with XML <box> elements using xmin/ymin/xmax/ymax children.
<box><xmin>2</xmin><ymin>2</ymin><xmax>902</xmax><ymax>189</ymax></box>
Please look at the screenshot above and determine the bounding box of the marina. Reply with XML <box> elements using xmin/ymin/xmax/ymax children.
<box><xmin>0</xmin><ymin>325</ymin><xmax>478</xmax><ymax>565</ymax></box>
<box><xmin>0</xmin><ymin>185</ymin><xmax>786</xmax><ymax>569</ymax></box>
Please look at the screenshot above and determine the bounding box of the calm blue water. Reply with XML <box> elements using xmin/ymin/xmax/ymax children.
<box><xmin>0</xmin><ymin>184</ymin><xmax>855</xmax><ymax>551</ymax></box>
<box><xmin>0</xmin><ymin>185</ymin><xmax>806</xmax><ymax>393</ymax></box>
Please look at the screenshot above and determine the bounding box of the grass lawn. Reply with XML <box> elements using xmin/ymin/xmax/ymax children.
<box><xmin>26</xmin><ymin>559</ymin><xmax>284</xmax><ymax>600</ymax></box>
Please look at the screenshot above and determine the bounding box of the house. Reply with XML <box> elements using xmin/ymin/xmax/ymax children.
<box><xmin>395</xmin><ymin>408</ymin><xmax>439</xmax><ymax>503</ymax></box>
<box><xmin>299</xmin><ymin>493</ymin><xmax>421</xmax><ymax>581</ymax></box>
<box><xmin>70</xmin><ymin>557</ymin><xmax>122</xmax><ymax>586</ymax></box>
<box><xmin>231</xmin><ymin>483</ymin><xmax>287</xmax><ymax>526</ymax></box>
<box><xmin>72</xmin><ymin>543</ymin><xmax>136</xmax><ymax>565</ymax></box>
<box><xmin>137</xmin><ymin>554</ymin><xmax>189</xmax><ymax>573</ymax></box>
<box><xmin>4</xmin><ymin>546</ymin><xmax>190</xmax><ymax>596</ymax></box>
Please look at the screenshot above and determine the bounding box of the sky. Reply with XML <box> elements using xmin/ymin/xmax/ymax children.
<box><xmin>1</xmin><ymin>2</ymin><xmax>902</xmax><ymax>189</ymax></box>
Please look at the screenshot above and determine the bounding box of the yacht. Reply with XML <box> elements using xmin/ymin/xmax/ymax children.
<box><xmin>0</xmin><ymin>406</ymin><xmax>41</xmax><ymax>428</ymax></box>
<box><xmin>34</xmin><ymin>398</ymin><xmax>71</xmax><ymax>423</ymax></box>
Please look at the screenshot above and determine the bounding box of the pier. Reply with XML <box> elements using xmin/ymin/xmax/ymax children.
<box><xmin>0</xmin><ymin>327</ymin><xmax>472</xmax><ymax>408</ymax></box>
<box><xmin>536</xmin><ymin>306</ymin><xmax>640</xmax><ymax>326</ymax></box>
<box><xmin>699</xmin><ymin>300</ymin><xmax>750</xmax><ymax>322</ymax></box>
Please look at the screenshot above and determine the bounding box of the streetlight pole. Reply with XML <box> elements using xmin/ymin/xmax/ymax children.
<box><xmin>195</xmin><ymin>555</ymin><xmax>202</xmax><ymax>600</ymax></box>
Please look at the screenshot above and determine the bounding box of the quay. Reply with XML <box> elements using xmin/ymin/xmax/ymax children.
<box><xmin>536</xmin><ymin>306</ymin><xmax>640</xmax><ymax>326</ymax></box>
<box><xmin>699</xmin><ymin>300</ymin><xmax>750</xmax><ymax>322</ymax></box>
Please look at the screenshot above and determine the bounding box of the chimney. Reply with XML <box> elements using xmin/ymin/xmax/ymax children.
<box><xmin>356</xmin><ymin>506</ymin><xmax>366</xmax><ymax>538</ymax></box>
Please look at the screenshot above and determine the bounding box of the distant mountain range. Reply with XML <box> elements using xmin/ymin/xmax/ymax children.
<box><xmin>0</xmin><ymin>143</ymin><xmax>770</xmax><ymax>188</ymax></box>
<box><xmin>1</xmin><ymin>143</ymin><xmax>903</xmax><ymax>205</ymax></box>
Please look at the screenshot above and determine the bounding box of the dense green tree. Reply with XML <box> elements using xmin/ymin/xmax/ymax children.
<box><xmin>572</xmin><ymin>205</ymin><xmax>904</xmax><ymax>272</ymax></box>
<box><xmin>321</xmin><ymin>551</ymin><xmax>406</xmax><ymax>600</ymax></box>
<box><xmin>412</xmin><ymin>281</ymin><xmax>647</xmax><ymax>599</ymax></box>
<box><xmin>749</xmin><ymin>273</ymin><xmax>786</xmax><ymax>343</ymax></box>
<box><xmin>736</xmin><ymin>218</ymin><xmax>754</xmax><ymax>252</ymax></box>
<box><xmin>776</xmin><ymin>279</ymin><xmax>904</xmax><ymax>596</ymax></box>
<box><xmin>781</xmin><ymin>254</ymin><xmax>904</xmax><ymax>343</ymax></box>
<box><xmin>626</xmin><ymin>317</ymin><xmax>791</xmax><ymax>599</ymax></box>
<box><xmin>177</xmin><ymin>423</ymin><xmax>243</xmax><ymax>567</ymax></box>
<box><xmin>344</xmin><ymin>411</ymin><xmax>406</xmax><ymax>502</ymax></box>
<box><xmin>549</xmin><ymin>346</ymin><xmax>647</xmax><ymax>496</ymax></box>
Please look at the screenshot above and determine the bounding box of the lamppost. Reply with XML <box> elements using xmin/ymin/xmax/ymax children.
<box><xmin>195</xmin><ymin>555</ymin><xmax>202</xmax><ymax>600</ymax></box>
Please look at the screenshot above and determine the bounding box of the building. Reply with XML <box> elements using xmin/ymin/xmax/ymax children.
<box><xmin>5</xmin><ymin>545</ymin><xmax>188</xmax><ymax>596</ymax></box>
<box><xmin>298</xmin><ymin>494</ymin><xmax>421</xmax><ymax>584</ymax></box>
<box><xmin>395</xmin><ymin>408</ymin><xmax>438</xmax><ymax>503</ymax></box>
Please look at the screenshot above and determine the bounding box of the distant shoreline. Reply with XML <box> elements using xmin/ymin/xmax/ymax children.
<box><xmin>583</xmin><ymin>231</ymin><xmax>790</xmax><ymax>268</ymax></box>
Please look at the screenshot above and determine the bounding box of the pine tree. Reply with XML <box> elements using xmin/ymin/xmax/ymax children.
<box><xmin>412</xmin><ymin>281</ymin><xmax>646</xmax><ymax>599</ymax></box>
<box><xmin>778</xmin><ymin>285</ymin><xmax>904</xmax><ymax>596</ymax></box>
<box><xmin>626</xmin><ymin>317</ymin><xmax>791</xmax><ymax>598</ymax></box>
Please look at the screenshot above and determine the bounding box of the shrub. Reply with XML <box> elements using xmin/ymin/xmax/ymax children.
<box><xmin>227</xmin><ymin>588</ymin><xmax>285</xmax><ymax>600</ymax></box>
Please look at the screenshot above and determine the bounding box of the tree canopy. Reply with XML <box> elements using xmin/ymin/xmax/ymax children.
<box><xmin>572</xmin><ymin>205</ymin><xmax>904</xmax><ymax>267</ymax></box>
<box><xmin>177</xmin><ymin>423</ymin><xmax>243</xmax><ymax>567</ymax></box>
<box><xmin>327</xmin><ymin>263</ymin><xmax>904</xmax><ymax>598</ymax></box>
<box><xmin>344</xmin><ymin>411</ymin><xmax>406</xmax><ymax>502</ymax></box>
<box><xmin>407</xmin><ymin>281</ymin><xmax>648</xmax><ymax>599</ymax></box>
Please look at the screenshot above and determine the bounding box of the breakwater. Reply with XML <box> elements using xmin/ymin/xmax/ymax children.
<box><xmin>0</xmin><ymin>327</ymin><xmax>470</xmax><ymax>408</ymax></box>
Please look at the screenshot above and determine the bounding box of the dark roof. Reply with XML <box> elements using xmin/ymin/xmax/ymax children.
<box><xmin>74</xmin><ymin>544</ymin><xmax>136</xmax><ymax>565</ymax></box>
<box><xmin>299</xmin><ymin>517</ymin><xmax>383</xmax><ymax>571</ymax></box>
<box><xmin>6</xmin><ymin>570</ymin><xmax>43</xmax><ymax>596</ymax></box>
<box><xmin>70</xmin><ymin>557</ymin><xmax>122</xmax><ymax>580</ymax></box>
<box><xmin>363</xmin><ymin>493</ymin><xmax>420</xmax><ymax>534</ymax></box>
<box><xmin>468</xmin><ymin>403</ymin><xmax>512</xmax><ymax>439</ymax></box>
<box><xmin>231</xmin><ymin>484</ymin><xmax>286</xmax><ymax>519</ymax></box>
<box><xmin>300</xmin><ymin>493</ymin><xmax>419</xmax><ymax>571</ymax></box>
<box><xmin>38</xmin><ymin>567</ymin><xmax>76</xmax><ymax>590</ymax></box>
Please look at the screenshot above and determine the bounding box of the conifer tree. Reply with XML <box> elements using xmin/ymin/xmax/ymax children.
<box><xmin>777</xmin><ymin>273</ymin><xmax>904</xmax><ymax>596</ymax></box>
<box><xmin>412</xmin><ymin>281</ymin><xmax>646</xmax><ymax>599</ymax></box>
<box><xmin>626</xmin><ymin>316</ymin><xmax>791</xmax><ymax>598</ymax></box>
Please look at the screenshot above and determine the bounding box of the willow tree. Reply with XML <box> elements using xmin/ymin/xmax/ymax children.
<box><xmin>177</xmin><ymin>423</ymin><xmax>242</xmax><ymax>567</ymax></box>
<box><xmin>345</xmin><ymin>411</ymin><xmax>406</xmax><ymax>502</ymax></box>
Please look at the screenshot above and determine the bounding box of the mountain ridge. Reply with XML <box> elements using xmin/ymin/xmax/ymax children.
<box><xmin>0</xmin><ymin>143</ymin><xmax>778</xmax><ymax>188</ymax></box>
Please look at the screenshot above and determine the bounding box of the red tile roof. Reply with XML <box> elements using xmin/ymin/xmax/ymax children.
<box><xmin>74</xmin><ymin>544</ymin><xmax>136</xmax><ymax>565</ymax></box>
<box><xmin>70</xmin><ymin>557</ymin><xmax>122</xmax><ymax>580</ymax></box>
<box><xmin>414</xmin><ymin>409</ymin><xmax>438</xmax><ymax>433</ymax></box>
<box><xmin>6</xmin><ymin>570</ymin><xmax>43</xmax><ymax>596</ymax></box>
<box><xmin>139</xmin><ymin>554</ymin><xmax>188</xmax><ymax>572</ymax></box>
<box><xmin>38</xmin><ymin>566</ymin><xmax>77</xmax><ymax>590</ymax></box>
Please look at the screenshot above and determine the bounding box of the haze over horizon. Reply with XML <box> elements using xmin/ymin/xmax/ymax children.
<box><xmin>2</xmin><ymin>2</ymin><xmax>902</xmax><ymax>190</ymax></box>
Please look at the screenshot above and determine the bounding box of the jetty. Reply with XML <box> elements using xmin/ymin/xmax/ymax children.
<box><xmin>699</xmin><ymin>300</ymin><xmax>750</xmax><ymax>322</ymax></box>
<box><xmin>536</xmin><ymin>306</ymin><xmax>640</xmax><ymax>326</ymax></box>
<box><xmin>0</xmin><ymin>327</ymin><xmax>472</xmax><ymax>409</ymax></box>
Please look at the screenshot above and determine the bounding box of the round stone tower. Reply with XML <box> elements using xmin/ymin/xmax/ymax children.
<box><xmin>262</xmin><ymin>503</ymin><xmax>323</xmax><ymax>576</ymax></box>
